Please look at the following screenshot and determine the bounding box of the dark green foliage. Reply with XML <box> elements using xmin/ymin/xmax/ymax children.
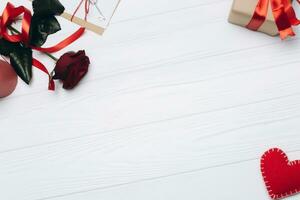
<box><xmin>32</xmin><ymin>0</ymin><xmax>65</xmax><ymax>16</ymax></box>
<box><xmin>29</xmin><ymin>15</ymin><xmax>61</xmax><ymax>47</ymax></box>
<box><xmin>9</xmin><ymin>45</ymin><xmax>33</xmax><ymax>84</ymax></box>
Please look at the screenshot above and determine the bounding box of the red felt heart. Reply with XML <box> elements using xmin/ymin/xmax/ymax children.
<box><xmin>261</xmin><ymin>148</ymin><xmax>300</xmax><ymax>199</ymax></box>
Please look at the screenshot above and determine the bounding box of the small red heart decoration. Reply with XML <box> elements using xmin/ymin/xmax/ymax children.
<box><xmin>261</xmin><ymin>148</ymin><xmax>300</xmax><ymax>199</ymax></box>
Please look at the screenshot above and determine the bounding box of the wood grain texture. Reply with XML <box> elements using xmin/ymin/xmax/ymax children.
<box><xmin>1</xmin><ymin>0</ymin><xmax>300</xmax><ymax>199</ymax></box>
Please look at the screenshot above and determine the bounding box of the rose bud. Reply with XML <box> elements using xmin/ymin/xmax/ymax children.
<box><xmin>53</xmin><ymin>50</ymin><xmax>90</xmax><ymax>89</ymax></box>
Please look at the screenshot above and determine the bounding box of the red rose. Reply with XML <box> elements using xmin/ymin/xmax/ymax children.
<box><xmin>53</xmin><ymin>50</ymin><xmax>90</xmax><ymax>89</ymax></box>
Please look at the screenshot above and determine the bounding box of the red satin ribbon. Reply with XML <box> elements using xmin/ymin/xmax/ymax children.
<box><xmin>0</xmin><ymin>2</ymin><xmax>86</xmax><ymax>90</ymax></box>
<box><xmin>32</xmin><ymin>59</ymin><xmax>55</xmax><ymax>90</ymax></box>
<box><xmin>0</xmin><ymin>3</ymin><xmax>31</xmax><ymax>44</ymax></box>
<box><xmin>33</xmin><ymin>27</ymin><xmax>85</xmax><ymax>53</ymax></box>
<box><xmin>246</xmin><ymin>0</ymin><xmax>300</xmax><ymax>39</ymax></box>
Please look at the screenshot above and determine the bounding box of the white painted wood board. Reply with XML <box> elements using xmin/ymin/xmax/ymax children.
<box><xmin>1</xmin><ymin>0</ymin><xmax>300</xmax><ymax>199</ymax></box>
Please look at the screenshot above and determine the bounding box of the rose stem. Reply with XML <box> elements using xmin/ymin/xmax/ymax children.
<box><xmin>7</xmin><ymin>25</ymin><xmax>58</xmax><ymax>62</ymax></box>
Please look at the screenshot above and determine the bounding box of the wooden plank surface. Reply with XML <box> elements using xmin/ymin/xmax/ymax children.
<box><xmin>1</xmin><ymin>0</ymin><xmax>300</xmax><ymax>199</ymax></box>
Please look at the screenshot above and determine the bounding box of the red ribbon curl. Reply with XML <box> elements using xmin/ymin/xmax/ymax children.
<box><xmin>0</xmin><ymin>2</ymin><xmax>86</xmax><ymax>90</ymax></box>
<box><xmin>246</xmin><ymin>0</ymin><xmax>300</xmax><ymax>39</ymax></box>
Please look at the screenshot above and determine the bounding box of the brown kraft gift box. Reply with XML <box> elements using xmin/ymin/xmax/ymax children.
<box><xmin>228</xmin><ymin>0</ymin><xmax>278</xmax><ymax>36</ymax></box>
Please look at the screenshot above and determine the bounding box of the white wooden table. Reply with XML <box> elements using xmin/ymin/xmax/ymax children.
<box><xmin>1</xmin><ymin>0</ymin><xmax>300</xmax><ymax>199</ymax></box>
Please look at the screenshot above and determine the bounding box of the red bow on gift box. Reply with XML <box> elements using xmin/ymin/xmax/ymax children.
<box><xmin>247</xmin><ymin>0</ymin><xmax>300</xmax><ymax>39</ymax></box>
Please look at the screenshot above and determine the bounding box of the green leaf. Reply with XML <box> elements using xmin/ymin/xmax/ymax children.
<box><xmin>29</xmin><ymin>15</ymin><xmax>61</xmax><ymax>47</ymax></box>
<box><xmin>32</xmin><ymin>0</ymin><xmax>65</xmax><ymax>16</ymax></box>
<box><xmin>0</xmin><ymin>39</ymin><xmax>33</xmax><ymax>84</ymax></box>
<box><xmin>9</xmin><ymin>46</ymin><xmax>33</xmax><ymax>84</ymax></box>
<box><xmin>0</xmin><ymin>38</ymin><xmax>19</xmax><ymax>57</ymax></box>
